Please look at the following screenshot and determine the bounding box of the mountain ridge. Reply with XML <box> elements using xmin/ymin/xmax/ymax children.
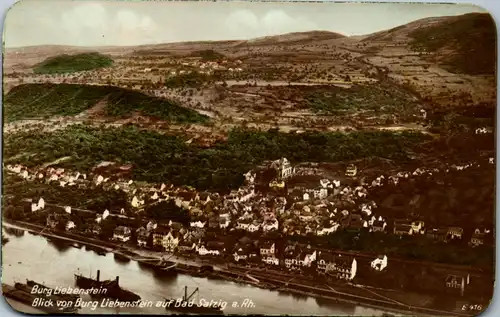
<box><xmin>5</xmin><ymin>12</ymin><xmax>493</xmax><ymax>53</ymax></box>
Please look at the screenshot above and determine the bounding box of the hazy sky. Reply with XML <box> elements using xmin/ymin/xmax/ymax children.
<box><xmin>4</xmin><ymin>0</ymin><xmax>488</xmax><ymax>47</ymax></box>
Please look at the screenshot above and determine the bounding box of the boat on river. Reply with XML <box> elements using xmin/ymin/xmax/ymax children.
<box><xmin>3</xmin><ymin>282</ymin><xmax>78</xmax><ymax>314</ymax></box>
<box><xmin>74</xmin><ymin>270</ymin><xmax>140</xmax><ymax>302</ymax></box>
<box><xmin>85</xmin><ymin>245</ymin><xmax>107</xmax><ymax>256</ymax></box>
<box><xmin>113</xmin><ymin>252</ymin><xmax>131</xmax><ymax>263</ymax></box>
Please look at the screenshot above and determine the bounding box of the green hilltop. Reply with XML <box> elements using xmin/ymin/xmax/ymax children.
<box><xmin>33</xmin><ymin>52</ymin><xmax>114</xmax><ymax>74</ymax></box>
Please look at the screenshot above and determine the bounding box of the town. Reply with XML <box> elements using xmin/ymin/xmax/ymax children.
<box><xmin>3</xmin><ymin>151</ymin><xmax>494</xmax><ymax>300</ymax></box>
<box><xmin>2</xmin><ymin>3</ymin><xmax>496</xmax><ymax>316</ymax></box>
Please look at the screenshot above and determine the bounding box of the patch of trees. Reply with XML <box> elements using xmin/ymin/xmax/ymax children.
<box><xmin>144</xmin><ymin>200</ymin><xmax>190</xmax><ymax>225</ymax></box>
<box><xmin>3</xmin><ymin>174</ymin><xmax>132</xmax><ymax>214</ymax></box>
<box><xmin>4</xmin><ymin>125</ymin><xmax>429</xmax><ymax>192</ymax></box>
<box><xmin>191</xmin><ymin>49</ymin><xmax>225</xmax><ymax>61</ymax></box>
<box><xmin>4</xmin><ymin>83</ymin><xmax>207</xmax><ymax>123</ymax></box>
<box><xmin>164</xmin><ymin>71</ymin><xmax>212</xmax><ymax>88</ymax></box>
<box><xmin>33</xmin><ymin>52</ymin><xmax>113</xmax><ymax>74</ymax></box>
<box><xmin>290</xmin><ymin>231</ymin><xmax>493</xmax><ymax>268</ymax></box>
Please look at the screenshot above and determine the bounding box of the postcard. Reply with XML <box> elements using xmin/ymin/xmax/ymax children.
<box><xmin>1</xmin><ymin>0</ymin><xmax>496</xmax><ymax>316</ymax></box>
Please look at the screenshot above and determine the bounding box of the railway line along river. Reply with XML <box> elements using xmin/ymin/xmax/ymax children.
<box><xmin>2</xmin><ymin>227</ymin><xmax>397</xmax><ymax>315</ymax></box>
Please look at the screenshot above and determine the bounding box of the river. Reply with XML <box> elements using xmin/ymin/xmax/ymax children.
<box><xmin>2</xmin><ymin>227</ymin><xmax>396</xmax><ymax>315</ymax></box>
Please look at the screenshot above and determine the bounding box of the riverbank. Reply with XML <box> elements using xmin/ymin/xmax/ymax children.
<box><xmin>3</xmin><ymin>219</ymin><xmax>477</xmax><ymax>317</ymax></box>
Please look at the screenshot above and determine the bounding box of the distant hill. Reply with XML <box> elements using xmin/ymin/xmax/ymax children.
<box><xmin>33</xmin><ymin>52</ymin><xmax>113</xmax><ymax>74</ymax></box>
<box><xmin>3</xmin><ymin>83</ymin><xmax>208</xmax><ymax>123</ymax></box>
<box><xmin>362</xmin><ymin>13</ymin><xmax>496</xmax><ymax>75</ymax></box>
<box><xmin>408</xmin><ymin>13</ymin><xmax>496</xmax><ymax>75</ymax></box>
<box><xmin>237</xmin><ymin>30</ymin><xmax>346</xmax><ymax>47</ymax></box>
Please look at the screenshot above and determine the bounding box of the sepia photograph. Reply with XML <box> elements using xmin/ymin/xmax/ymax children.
<box><xmin>1</xmin><ymin>0</ymin><xmax>496</xmax><ymax>315</ymax></box>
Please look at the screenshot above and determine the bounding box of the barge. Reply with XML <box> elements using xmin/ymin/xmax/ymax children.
<box><xmin>113</xmin><ymin>252</ymin><xmax>131</xmax><ymax>263</ymax></box>
<box><xmin>85</xmin><ymin>245</ymin><xmax>107</xmax><ymax>256</ymax></box>
<box><xmin>3</xmin><ymin>282</ymin><xmax>78</xmax><ymax>314</ymax></box>
<box><xmin>137</xmin><ymin>259</ymin><xmax>177</xmax><ymax>273</ymax></box>
<box><xmin>74</xmin><ymin>270</ymin><xmax>140</xmax><ymax>302</ymax></box>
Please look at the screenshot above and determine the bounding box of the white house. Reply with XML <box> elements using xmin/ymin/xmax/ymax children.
<box><xmin>65</xmin><ymin>221</ymin><xmax>76</xmax><ymax>231</ymax></box>
<box><xmin>248</xmin><ymin>222</ymin><xmax>260</xmax><ymax>232</ymax></box>
<box><xmin>260</xmin><ymin>242</ymin><xmax>275</xmax><ymax>257</ymax></box>
<box><xmin>131</xmin><ymin>196</ymin><xmax>140</xmax><ymax>208</ymax></box>
<box><xmin>303</xmin><ymin>250</ymin><xmax>317</xmax><ymax>266</ymax></box>
<box><xmin>164</xmin><ymin>232</ymin><xmax>180</xmax><ymax>251</ymax></box>
<box><xmin>233</xmin><ymin>248</ymin><xmax>248</xmax><ymax>262</ymax></box>
<box><xmin>219</xmin><ymin>217</ymin><xmax>231</xmax><ymax>229</ymax></box>
<box><xmin>190</xmin><ymin>221</ymin><xmax>206</xmax><ymax>228</ymax></box>
<box><xmin>317</xmin><ymin>223</ymin><xmax>339</xmax><ymax>236</ymax></box>
<box><xmin>262</xmin><ymin>219</ymin><xmax>279</xmax><ymax>231</ymax></box>
<box><xmin>475</xmin><ymin>127</ymin><xmax>488</xmax><ymax>134</ymax></box>
<box><xmin>153</xmin><ymin>229</ymin><xmax>180</xmax><ymax>251</ymax></box>
<box><xmin>317</xmin><ymin>252</ymin><xmax>357</xmax><ymax>281</ymax></box>
<box><xmin>196</xmin><ymin>245</ymin><xmax>221</xmax><ymax>256</ymax></box>
<box><xmin>371</xmin><ymin>255</ymin><xmax>388</xmax><ymax>271</ymax></box>
<box><xmin>320</xmin><ymin>179</ymin><xmax>331</xmax><ymax>188</ymax></box>
<box><xmin>263</xmin><ymin>256</ymin><xmax>280</xmax><ymax>266</ymax></box>
<box><xmin>360</xmin><ymin>204</ymin><xmax>372</xmax><ymax>216</ymax></box>
<box><xmin>314</xmin><ymin>188</ymin><xmax>328</xmax><ymax>199</ymax></box>
<box><xmin>33</xmin><ymin>198</ymin><xmax>45</xmax><ymax>212</ymax></box>
<box><xmin>411</xmin><ymin>221</ymin><xmax>425</xmax><ymax>234</ymax></box>
<box><xmin>113</xmin><ymin>226</ymin><xmax>132</xmax><ymax>242</ymax></box>
<box><xmin>236</xmin><ymin>218</ymin><xmax>252</xmax><ymax>230</ymax></box>
<box><xmin>146</xmin><ymin>220</ymin><xmax>158</xmax><ymax>231</ymax></box>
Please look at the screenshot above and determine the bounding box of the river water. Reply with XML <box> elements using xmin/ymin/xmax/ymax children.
<box><xmin>2</xmin><ymin>227</ymin><xmax>394</xmax><ymax>316</ymax></box>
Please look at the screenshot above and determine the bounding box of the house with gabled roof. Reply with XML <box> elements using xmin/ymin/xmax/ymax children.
<box><xmin>152</xmin><ymin>226</ymin><xmax>180</xmax><ymax>251</ymax></box>
<box><xmin>393</xmin><ymin>219</ymin><xmax>413</xmax><ymax>236</ymax></box>
<box><xmin>113</xmin><ymin>226</ymin><xmax>132</xmax><ymax>242</ymax></box>
<box><xmin>469</xmin><ymin>229</ymin><xmax>486</xmax><ymax>247</ymax></box>
<box><xmin>259</xmin><ymin>241</ymin><xmax>275</xmax><ymax>257</ymax></box>
<box><xmin>177</xmin><ymin>240</ymin><xmax>197</xmax><ymax>254</ymax></box>
<box><xmin>371</xmin><ymin>220</ymin><xmax>387</xmax><ymax>232</ymax></box>
<box><xmin>447</xmin><ymin>227</ymin><xmax>464</xmax><ymax>240</ymax></box>
<box><xmin>136</xmin><ymin>226</ymin><xmax>150</xmax><ymax>247</ymax></box>
<box><xmin>233</xmin><ymin>245</ymin><xmax>249</xmax><ymax>262</ymax></box>
<box><xmin>317</xmin><ymin>252</ymin><xmax>357</xmax><ymax>280</ymax></box>
<box><xmin>426</xmin><ymin>228</ymin><xmax>448</xmax><ymax>242</ymax></box>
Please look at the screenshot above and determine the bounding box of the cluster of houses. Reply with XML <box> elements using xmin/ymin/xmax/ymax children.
<box><xmin>7</xmin><ymin>156</ymin><xmax>490</xmax><ymax>296</ymax></box>
<box><xmin>6</xmin><ymin>153</ymin><xmax>494</xmax><ymax>252</ymax></box>
<box><xmin>112</xmin><ymin>219</ymin><xmax>361</xmax><ymax>280</ymax></box>
<box><xmin>138</xmin><ymin>58</ymin><xmax>245</xmax><ymax>77</ymax></box>
<box><xmin>393</xmin><ymin>220</ymin><xmax>490</xmax><ymax>247</ymax></box>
